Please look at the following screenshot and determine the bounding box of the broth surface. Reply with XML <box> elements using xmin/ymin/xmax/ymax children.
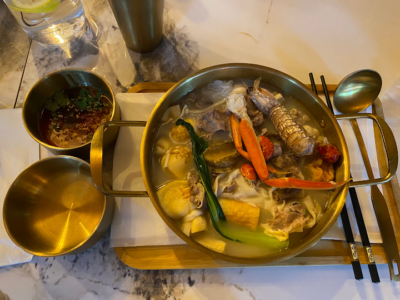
<box><xmin>152</xmin><ymin>79</ymin><xmax>337</xmax><ymax>258</ymax></box>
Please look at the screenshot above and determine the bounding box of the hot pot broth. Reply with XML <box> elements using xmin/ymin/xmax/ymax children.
<box><xmin>152</xmin><ymin>79</ymin><xmax>339</xmax><ymax>258</ymax></box>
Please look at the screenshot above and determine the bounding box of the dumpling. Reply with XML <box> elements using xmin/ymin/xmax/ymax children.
<box><xmin>170</xmin><ymin>119</ymin><xmax>194</xmax><ymax>143</ymax></box>
<box><xmin>161</xmin><ymin>105</ymin><xmax>181</xmax><ymax>122</ymax></box>
<box><xmin>157</xmin><ymin>180</ymin><xmax>191</xmax><ymax>219</ymax></box>
<box><xmin>154</xmin><ymin>137</ymin><xmax>171</xmax><ymax>156</ymax></box>
<box><xmin>161</xmin><ymin>146</ymin><xmax>193</xmax><ymax>178</ymax></box>
<box><xmin>170</xmin><ymin>124</ymin><xmax>190</xmax><ymax>143</ymax></box>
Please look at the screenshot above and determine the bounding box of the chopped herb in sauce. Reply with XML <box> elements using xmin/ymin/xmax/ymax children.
<box><xmin>39</xmin><ymin>86</ymin><xmax>112</xmax><ymax>148</ymax></box>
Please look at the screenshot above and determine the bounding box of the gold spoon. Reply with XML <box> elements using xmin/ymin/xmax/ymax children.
<box><xmin>334</xmin><ymin>69</ymin><xmax>400</xmax><ymax>281</ymax></box>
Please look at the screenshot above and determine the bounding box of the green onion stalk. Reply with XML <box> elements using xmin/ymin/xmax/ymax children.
<box><xmin>176</xmin><ymin>119</ymin><xmax>288</xmax><ymax>249</ymax></box>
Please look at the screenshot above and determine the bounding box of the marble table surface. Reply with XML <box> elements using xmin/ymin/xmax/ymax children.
<box><xmin>1</xmin><ymin>0</ymin><xmax>400</xmax><ymax>298</ymax></box>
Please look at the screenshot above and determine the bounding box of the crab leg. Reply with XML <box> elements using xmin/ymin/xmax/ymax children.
<box><xmin>231</xmin><ymin>114</ymin><xmax>251</xmax><ymax>161</ymax></box>
<box><xmin>263</xmin><ymin>178</ymin><xmax>350</xmax><ymax>189</ymax></box>
<box><xmin>239</xmin><ymin>117</ymin><xmax>270</xmax><ymax>181</ymax></box>
<box><xmin>232</xmin><ymin>114</ymin><xmax>281</xmax><ymax>174</ymax></box>
<box><xmin>239</xmin><ymin>116</ymin><xmax>349</xmax><ymax>190</ymax></box>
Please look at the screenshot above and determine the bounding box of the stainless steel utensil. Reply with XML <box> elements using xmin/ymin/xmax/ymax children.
<box><xmin>314</xmin><ymin>73</ymin><xmax>364</xmax><ymax>280</ymax></box>
<box><xmin>334</xmin><ymin>70</ymin><xmax>382</xmax><ymax>114</ymax></box>
<box><xmin>3</xmin><ymin>156</ymin><xmax>115</xmax><ymax>256</ymax></box>
<box><xmin>108</xmin><ymin>0</ymin><xmax>164</xmax><ymax>53</ymax></box>
<box><xmin>334</xmin><ymin>69</ymin><xmax>400</xmax><ymax>281</ymax></box>
<box><xmin>22</xmin><ymin>68</ymin><xmax>120</xmax><ymax>159</ymax></box>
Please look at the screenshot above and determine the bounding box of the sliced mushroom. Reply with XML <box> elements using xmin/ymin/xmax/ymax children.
<box><xmin>208</xmin><ymin>165</ymin><xmax>237</xmax><ymax>174</ymax></box>
<box><xmin>190</xmin><ymin>183</ymin><xmax>207</xmax><ymax>209</ymax></box>
<box><xmin>204</xmin><ymin>141</ymin><xmax>240</xmax><ymax>167</ymax></box>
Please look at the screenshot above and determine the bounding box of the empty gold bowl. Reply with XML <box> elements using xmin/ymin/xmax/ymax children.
<box><xmin>3</xmin><ymin>156</ymin><xmax>114</xmax><ymax>256</ymax></box>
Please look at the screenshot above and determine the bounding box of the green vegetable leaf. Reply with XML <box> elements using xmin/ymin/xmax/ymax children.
<box><xmin>44</xmin><ymin>99</ymin><xmax>58</xmax><ymax>112</ymax></box>
<box><xmin>79</xmin><ymin>89</ymin><xmax>89</xmax><ymax>97</ymax></box>
<box><xmin>75</xmin><ymin>100</ymin><xmax>88</xmax><ymax>110</ymax></box>
<box><xmin>176</xmin><ymin>119</ymin><xmax>288</xmax><ymax>249</ymax></box>
<box><xmin>54</xmin><ymin>91</ymin><xmax>69</xmax><ymax>107</ymax></box>
<box><xmin>95</xmin><ymin>88</ymin><xmax>104</xmax><ymax>98</ymax></box>
<box><xmin>176</xmin><ymin>119</ymin><xmax>224</xmax><ymax>222</ymax></box>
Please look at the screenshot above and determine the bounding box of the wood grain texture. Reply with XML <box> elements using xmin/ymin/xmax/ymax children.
<box><xmin>126</xmin><ymin>83</ymin><xmax>337</xmax><ymax>94</ymax></box>
<box><xmin>127</xmin><ymin>82</ymin><xmax>176</xmax><ymax>94</ymax></box>
<box><xmin>114</xmin><ymin>240</ymin><xmax>389</xmax><ymax>270</ymax></box>
<box><xmin>115</xmin><ymin>82</ymin><xmax>400</xmax><ymax>270</ymax></box>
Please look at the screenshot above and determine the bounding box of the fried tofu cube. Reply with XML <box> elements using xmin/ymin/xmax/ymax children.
<box><xmin>219</xmin><ymin>199</ymin><xmax>260</xmax><ymax>230</ymax></box>
<box><xmin>195</xmin><ymin>236</ymin><xmax>226</xmax><ymax>253</ymax></box>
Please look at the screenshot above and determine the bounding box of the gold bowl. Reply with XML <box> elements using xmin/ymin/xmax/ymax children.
<box><xmin>22</xmin><ymin>68</ymin><xmax>120</xmax><ymax>159</ymax></box>
<box><xmin>3</xmin><ymin>156</ymin><xmax>114</xmax><ymax>256</ymax></box>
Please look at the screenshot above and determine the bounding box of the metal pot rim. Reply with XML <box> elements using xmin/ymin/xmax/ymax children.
<box><xmin>3</xmin><ymin>155</ymin><xmax>108</xmax><ymax>257</ymax></box>
<box><xmin>22</xmin><ymin>68</ymin><xmax>117</xmax><ymax>151</ymax></box>
<box><xmin>140</xmin><ymin>63</ymin><xmax>350</xmax><ymax>264</ymax></box>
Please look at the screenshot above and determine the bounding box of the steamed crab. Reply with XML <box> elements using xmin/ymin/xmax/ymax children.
<box><xmin>226</xmin><ymin>81</ymin><xmax>348</xmax><ymax>190</ymax></box>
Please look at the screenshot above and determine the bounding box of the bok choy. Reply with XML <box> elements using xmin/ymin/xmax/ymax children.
<box><xmin>176</xmin><ymin>119</ymin><xmax>288</xmax><ymax>249</ymax></box>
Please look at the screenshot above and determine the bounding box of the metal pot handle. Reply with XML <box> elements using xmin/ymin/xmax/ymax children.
<box><xmin>92</xmin><ymin>114</ymin><xmax>397</xmax><ymax>193</ymax></box>
<box><xmin>90</xmin><ymin>121</ymin><xmax>149</xmax><ymax>197</ymax></box>
<box><xmin>335</xmin><ymin>113</ymin><xmax>398</xmax><ymax>188</ymax></box>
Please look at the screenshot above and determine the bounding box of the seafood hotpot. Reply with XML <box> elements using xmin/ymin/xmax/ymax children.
<box><xmin>90</xmin><ymin>63</ymin><xmax>398</xmax><ymax>264</ymax></box>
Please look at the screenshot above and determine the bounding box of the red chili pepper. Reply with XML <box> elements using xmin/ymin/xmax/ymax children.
<box><xmin>241</xmin><ymin>164</ymin><xmax>257</xmax><ymax>181</ymax></box>
<box><xmin>259</xmin><ymin>135</ymin><xmax>274</xmax><ymax>161</ymax></box>
<box><xmin>317</xmin><ymin>143</ymin><xmax>341</xmax><ymax>163</ymax></box>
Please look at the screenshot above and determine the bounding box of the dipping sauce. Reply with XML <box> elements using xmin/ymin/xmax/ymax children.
<box><xmin>39</xmin><ymin>87</ymin><xmax>112</xmax><ymax>148</ymax></box>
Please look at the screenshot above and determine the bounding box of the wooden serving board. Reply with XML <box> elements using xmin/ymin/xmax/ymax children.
<box><xmin>113</xmin><ymin>82</ymin><xmax>400</xmax><ymax>270</ymax></box>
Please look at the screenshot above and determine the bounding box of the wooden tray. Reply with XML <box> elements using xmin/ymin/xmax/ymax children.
<box><xmin>114</xmin><ymin>82</ymin><xmax>400</xmax><ymax>270</ymax></box>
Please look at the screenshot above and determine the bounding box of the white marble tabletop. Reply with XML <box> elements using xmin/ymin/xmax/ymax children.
<box><xmin>1</xmin><ymin>0</ymin><xmax>400</xmax><ymax>298</ymax></box>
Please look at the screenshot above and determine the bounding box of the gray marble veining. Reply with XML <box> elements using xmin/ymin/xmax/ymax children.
<box><xmin>0</xmin><ymin>0</ymin><xmax>31</xmax><ymax>109</ymax></box>
<box><xmin>0</xmin><ymin>0</ymin><xmax>203</xmax><ymax>298</ymax></box>
<box><xmin>2</xmin><ymin>231</ymin><xmax>398</xmax><ymax>300</ymax></box>
<box><xmin>15</xmin><ymin>0</ymin><xmax>199</xmax><ymax>107</ymax></box>
<box><xmin>0</xmin><ymin>230</ymin><xmax>250</xmax><ymax>300</ymax></box>
<box><xmin>4</xmin><ymin>1</ymin><xmax>400</xmax><ymax>299</ymax></box>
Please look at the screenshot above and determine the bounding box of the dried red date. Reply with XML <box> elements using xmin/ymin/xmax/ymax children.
<box><xmin>317</xmin><ymin>144</ymin><xmax>340</xmax><ymax>163</ymax></box>
<box><xmin>259</xmin><ymin>135</ymin><xmax>274</xmax><ymax>161</ymax></box>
